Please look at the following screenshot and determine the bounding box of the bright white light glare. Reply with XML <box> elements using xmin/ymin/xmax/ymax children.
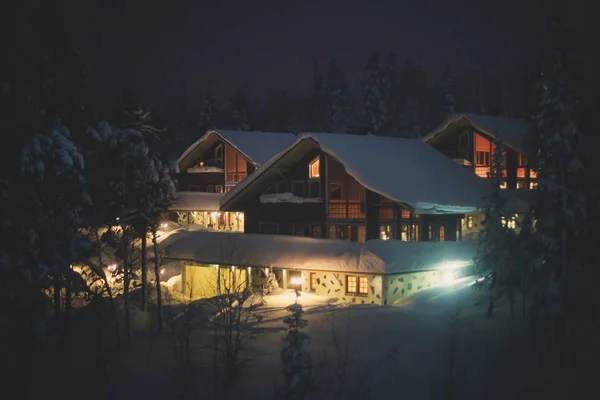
<box><xmin>107</xmin><ymin>264</ymin><xmax>117</xmax><ymax>272</ymax></box>
<box><xmin>290</xmin><ymin>277</ymin><xmax>303</xmax><ymax>286</ymax></box>
<box><xmin>438</xmin><ymin>260</ymin><xmax>471</xmax><ymax>270</ymax></box>
<box><xmin>160</xmin><ymin>268</ymin><xmax>165</xmax><ymax>275</ymax></box>
<box><xmin>441</xmin><ymin>271</ymin><xmax>456</xmax><ymax>285</ymax></box>
<box><xmin>161</xmin><ymin>223</ymin><xmax>168</xmax><ymax>228</ymax></box>
<box><xmin>116</xmin><ymin>217</ymin><xmax>120</xmax><ymax>221</ymax></box>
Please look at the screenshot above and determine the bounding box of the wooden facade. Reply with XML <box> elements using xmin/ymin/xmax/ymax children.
<box><xmin>229</xmin><ymin>149</ymin><xmax>463</xmax><ymax>243</ymax></box>
<box><xmin>176</xmin><ymin>140</ymin><xmax>256</xmax><ymax>193</ymax></box>
<box><xmin>427</xmin><ymin>127</ymin><xmax>538</xmax><ymax>190</ymax></box>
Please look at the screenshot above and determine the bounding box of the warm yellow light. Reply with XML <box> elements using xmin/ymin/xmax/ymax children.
<box><xmin>160</xmin><ymin>268</ymin><xmax>165</xmax><ymax>275</ymax></box>
<box><xmin>290</xmin><ymin>277</ymin><xmax>303</xmax><ymax>286</ymax></box>
<box><xmin>116</xmin><ymin>217</ymin><xmax>120</xmax><ymax>221</ymax></box>
<box><xmin>199</xmin><ymin>161</ymin><xmax>204</xmax><ymax>167</ymax></box>
<box><xmin>161</xmin><ymin>223</ymin><xmax>168</xmax><ymax>229</ymax></box>
<box><xmin>107</xmin><ymin>264</ymin><xmax>117</xmax><ymax>272</ymax></box>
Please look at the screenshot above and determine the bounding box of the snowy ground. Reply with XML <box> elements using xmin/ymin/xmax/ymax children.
<box><xmin>104</xmin><ymin>278</ymin><xmax>551</xmax><ymax>400</ymax></box>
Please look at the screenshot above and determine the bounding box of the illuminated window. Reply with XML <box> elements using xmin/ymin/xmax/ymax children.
<box><xmin>380</xmin><ymin>224</ymin><xmax>395</xmax><ymax>240</ymax></box>
<box><xmin>466</xmin><ymin>215</ymin><xmax>473</xmax><ymax>229</ymax></box>
<box><xmin>346</xmin><ymin>275</ymin><xmax>368</xmax><ymax>295</ymax></box>
<box><xmin>530</xmin><ymin>181</ymin><xmax>538</xmax><ymax>189</ymax></box>
<box><xmin>476</xmin><ymin>151</ymin><xmax>491</xmax><ymax>165</ymax></box>
<box><xmin>215</xmin><ymin>185</ymin><xmax>223</xmax><ymax>193</ymax></box>
<box><xmin>529</xmin><ymin>169</ymin><xmax>538</xmax><ymax>179</ymax></box>
<box><xmin>517</xmin><ymin>168</ymin><xmax>526</xmax><ymax>178</ymax></box>
<box><xmin>401</xmin><ymin>223</ymin><xmax>420</xmax><ymax>241</ymax></box>
<box><xmin>475</xmin><ymin>166</ymin><xmax>491</xmax><ymax>178</ymax></box>
<box><xmin>310</xmin><ymin>273</ymin><xmax>316</xmax><ymax>292</ymax></box>
<box><xmin>499</xmin><ymin>181</ymin><xmax>507</xmax><ymax>189</ymax></box>
<box><xmin>309</xmin><ymin>157</ymin><xmax>320</xmax><ymax>178</ymax></box>
<box><xmin>346</xmin><ymin>275</ymin><xmax>357</xmax><ymax>293</ymax></box>
<box><xmin>401</xmin><ymin>209</ymin><xmax>411</xmax><ymax>219</ymax></box>
<box><xmin>501</xmin><ymin>216</ymin><xmax>517</xmax><ymax>229</ymax></box>
<box><xmin>439</xmin><ymin>225</ymin><xmax>445</xmax><ymax>241</ymax></box>
<box><xmin>517</xmin><ymin>181</ymin><xmax>527</xmax><ymax>189</ymax></box>
<box><xmin>519</xmin><ymin>154</ymin><xmax>528</xmax><ymax>166</ymax></box>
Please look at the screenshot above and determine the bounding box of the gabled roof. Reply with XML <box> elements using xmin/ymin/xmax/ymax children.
<box><xmin>159</xmin><ymin>229</ymin><xmax>477</xmax><ymax>275</ymax></box>
<box><xmin>177</xmin><ymin>130</ymin><xmax>296</xmax><ymax>171</ymax></box>
<box><xmin>220</xmin><ymin>132</ymin><xmax>493</xmax><ymax>214</ymax></box>
<box><xmin>423</xmin><ymin>113</ymin><xmax>533</xmax><ymax>153</ymax></box>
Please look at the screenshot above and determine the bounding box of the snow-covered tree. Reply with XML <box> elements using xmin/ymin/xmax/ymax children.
<box><xmin>530</xmin><ymin>12</ymin><xmax>586</xmax><ymax>326</ymax></box>
<box><xmin>360</xmin><ymin>52</ymin><xmax>388</xmax><ymax>133</ymax></box>
<box><xmin>324</xmin><ymin>57</ymin><xmax>353</xmax><ymax>133</ymax></box>
<box><xmin>473</xmin><ymin>139</ymin><xmax>515</xmax><ymax>317</ymax></box>
<box><xmin>281</xmin><ymin>291</ymin><xmax>313</xmax><ymax>399</ymax></box>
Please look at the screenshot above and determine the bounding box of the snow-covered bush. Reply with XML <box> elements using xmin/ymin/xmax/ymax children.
<box><xmin>281</xmin><ymin>291</ymin><xmax>313</xmax><ymax>399</ymax></box>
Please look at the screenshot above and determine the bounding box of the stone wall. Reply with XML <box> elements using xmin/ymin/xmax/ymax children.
<box><xmin>301</xmin><ymin>271</ymin><xmax>384</xmax><ymax>305</ymax></box>
<box><xmin>382</xmin><ymin>271</ymin><xmax>441</xmax><ymax>305</ymax></box>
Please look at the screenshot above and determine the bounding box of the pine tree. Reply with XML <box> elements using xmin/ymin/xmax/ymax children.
<box><xmin>310</xmin><ymin>60</ymin><xmax>326</xmax><ymax>131</ymax></box>
<box><xmin>324</xmin><ymin>57</ymin><xmax>353</xmax><ymax>133</ymax></box>
<box><xmin>281</xmin><ymin>291</ymin><xmax>313</xmax><ymax>399</ymax></box>
<box><xmin>441</xmin><ymin>67</ymin><xmax>456</xmax><ymax>117</ymax></box>
<box><xmin>530</xmin><ymin>5</ymin><xmax>585</xmax><ymax>327</ymax></box>
<box><xmin>381</xmin><ymin>54</ymin><xmax>398</xmax><ymax>134</ymax></box>
<box><xmin>398</xmin><ymin>58</ymin><xmax>426</xmax><ymax>138</ymax></box>
<box><xmin>225</xmin><ymin>88</ymin><xmax>251</xmax><ymax>130</ymax></box>
<box><xmin>199</xmin><ymin>94</ymin><xmax>217</xmax><ymax>133</ymax></box>
<box><xmin>360</xmin><ymin>51</ymin><xmax>388</xmax><ymax>134</ymax></box>
<box><xmin>474</xmin><ymin>139</ymin><xmax>515</xmax><ymax>317</ymax></box>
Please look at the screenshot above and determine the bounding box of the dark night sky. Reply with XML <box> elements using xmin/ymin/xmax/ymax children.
<box><xmin>63</xmin><ymin>0</ymin><xmax>548</xmax><ymax>108</ymax></box>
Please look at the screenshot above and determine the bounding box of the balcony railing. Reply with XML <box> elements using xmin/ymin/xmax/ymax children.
<box><xmin>328</xmin><ymin>201</ymin><xmax>364</xmax><ymax>219</ymax></box>
<box><xmin>226</xmin><ymin>172</ymin><xmax>247</xmax><ymax>183</ymax></box>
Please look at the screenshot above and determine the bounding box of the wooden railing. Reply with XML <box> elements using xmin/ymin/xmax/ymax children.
<box><xmin>328</xmin><ymin>201</ymin><xmax>364</xmax><ymax>219</ymax></box>
<box><xmin>226</xmin><ymin>172</ymin><xmax>247</xmax><ymax>183</ymax></box>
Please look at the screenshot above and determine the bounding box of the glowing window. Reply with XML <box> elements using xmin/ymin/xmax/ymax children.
<box><xmin>310</xmin><ymin>273</ymin><xmax>316</xmax><ymax>292</ymax></box>
<box><xmin>346</xmin><ymin>275</ymin><xmax>357</xmax><ymax>293</ymax></box>
<box><xmin>476</xmin><ymin>151</ymin><xmax>490</xmax><ymax>165</ymax></box>
<box><xmin>466</xmin><ymin>215</ymin><xmax>473</xmax><ymax>229</ymax></box>
<box><xmin>346</xmin><ymin>275</ymin><xmax>368</xmax><ymax>295</ymax></box>
<box><xmin>439</xmin><ymin>225</ymin><xmax>445</xmax><ymax>241</ymax></box>
<box><xmin>309</xmin><ymin>157</ymin><xmax>320</xmax><ymax>178</ymax></box>
<box><xmin>401</xmin><ymin>209</ymin><xmax>411</xmax><ymax>219</ymax></box>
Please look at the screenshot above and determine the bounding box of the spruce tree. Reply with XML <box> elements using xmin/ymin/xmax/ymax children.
<box><xmin>440</xmin><ymin>67</ymin><xmax>456</xmax><ymax>117</ymax></box>
<box><xmin>324</xmin><ymin>57</ymin><xmax>352</xmax><ymax>133</ymax></box>
<box><xmin>360</xmin><ymin>51</ymin><xmax>388</xmax><ymax>134</ymax></box>
<box><xmin>310</xmin><ymin>59</ymin><xmax>326</xmax><ymax>131</ymax></box>
<box><xmin>474</xmin><ymin>139</ymin><xmax>515</xmax><ymax>317</ymax></box>
<box><xmin>199</xmin><ymin>94</ymin><xmax>217</xmax><ymax>133</ymax></box>
<box><xmin>225</xmin><ymin>88</ymin><xmax>251</xmax><ymax>130</ymax></box>
<box><xmin>383</xmin><ymin>53</ymin><xmax>400</xmax><ymax>135</ymax></box>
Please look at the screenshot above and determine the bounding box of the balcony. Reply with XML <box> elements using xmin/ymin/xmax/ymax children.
<box><xmin>328</xmin><ymin>201</ymin><xmax>365</xmax><ymax>219</ymax></box>
<box><xmin>226</xmin><ymin>171</ymin><xmax>247</xmax><ymax>183</ymax></box>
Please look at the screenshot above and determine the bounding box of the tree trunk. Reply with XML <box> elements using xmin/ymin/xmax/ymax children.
<box><xmin>486</xmin><ymin>271</ymin><xmax>495</xmax><ymax>318</ymax></box>
<box><xmin>122</xmin><ymin>225</ymin><xmax>131</xmax><ymax>346</ymax></box>
<box><xmin>65</xmin><ymin>273</ymin><xmax>72</xmax><ymax>324</ymax></box>
<box><xmin>140</xmin><ymin>229</ymin><xmax>147</xmax><ymax>311</ymax></box>
<box><xmin>521</xmin><ymin>273</ymin><xmax>527</xmax><ymax>319</ymax></box>
<box><xmin>152</xmin><ymin>226</ymin><xmax>163</xmax><ymax>333</ymax></box>
<box><xmin>96</xmin><ymin>227</ymin><xmax>121</xmax><ymax>348</ymax></box>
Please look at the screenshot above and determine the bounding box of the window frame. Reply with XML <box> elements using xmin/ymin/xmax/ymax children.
<box><xmin>307</xmin><ymin>180</ymin><xmax>320</xmax><ymax>198</ymax></box>
<box><xmin>215</xmin><ymin>185</ymin><xmax>224</xmax><ymax>193</ymax></box>
<box><xmin>291</xmin><ymin>180</ymin><xmax>306</xmax><ymax>197</ymax></box>
<box><xmin>309</xmin><ymin>157</ymin><xmax>320</xmax><ymax>178</ymax></box>
<box><xmin>206</xmin><ymin>184</ymin><xmax>215</xmax><ymax>193</ymax></box>
<box><xmin>292</xmin><ymin>223</ymin><xmax>305</xmax><ymax>236</ymax></box>
<box><xmin>329</xmin><ymin>182</ymin><xmax>342</xmax><ymax>201</ymax></box>
<box><xmin>309</xmin><ymin>272</ymin><xmax>317</xmax><ymax>292</ymax></box>
<box><xmin>215</xmin><ymin>144</ymin><xmax>224</xmax><ymax>168</ymax></box>
<box><xmin>466</xmin><ymin>215</ymin><xmax>473</xmax><ymax>229</ymax></box>
<box><xmin>346</xmin><ymin>275</ymin><xmax>368</xmax><ymax>295</ymax></box>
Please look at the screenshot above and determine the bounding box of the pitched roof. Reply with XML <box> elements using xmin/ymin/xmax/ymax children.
<box><xmin>171</xmin><ymin>192</ymin><xmax>223</xmax><ymax>211</ymax></box>
<box><xmin>423</xmin><ymin>113</ymin><xmax>533</xmax><ymax>153</ymax></box>
<box><xmin>221</xmin><ymin>132</ymin><xmax>493</xmax><ymax>214</ymax></box>
<box><xmin>159</xmin><ymin>229</ymin><xmax>477</xmax><ymax>275</ymax></box>
<box><xmin>177</xmin><ymin>130</ymin><xmax>296</xmax><ymax>170</ymax></box>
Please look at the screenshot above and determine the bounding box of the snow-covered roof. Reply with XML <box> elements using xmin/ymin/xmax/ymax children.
<box><xmin>423</xmin><ymin>113</ymin><xmax>533</xmax><ymax>153</ymax></box>
<box><xmin>170</xmin><ymin>192</ymin><xmax>223</xmax><ymax>211</ymax></box>
<box><xmin>221</xmin><ymin>132</ymin><xmax>493</xmax><ymax>214</ymax></box>
<box><xmin>159</xmin><ymin>229</ymin><xmax>477</xmax><ymax>275</ymax></box>
<box><xmin>177</xmin><ymin>130</ymin><xmax>296</xmax><ymax>170</ymax></box>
